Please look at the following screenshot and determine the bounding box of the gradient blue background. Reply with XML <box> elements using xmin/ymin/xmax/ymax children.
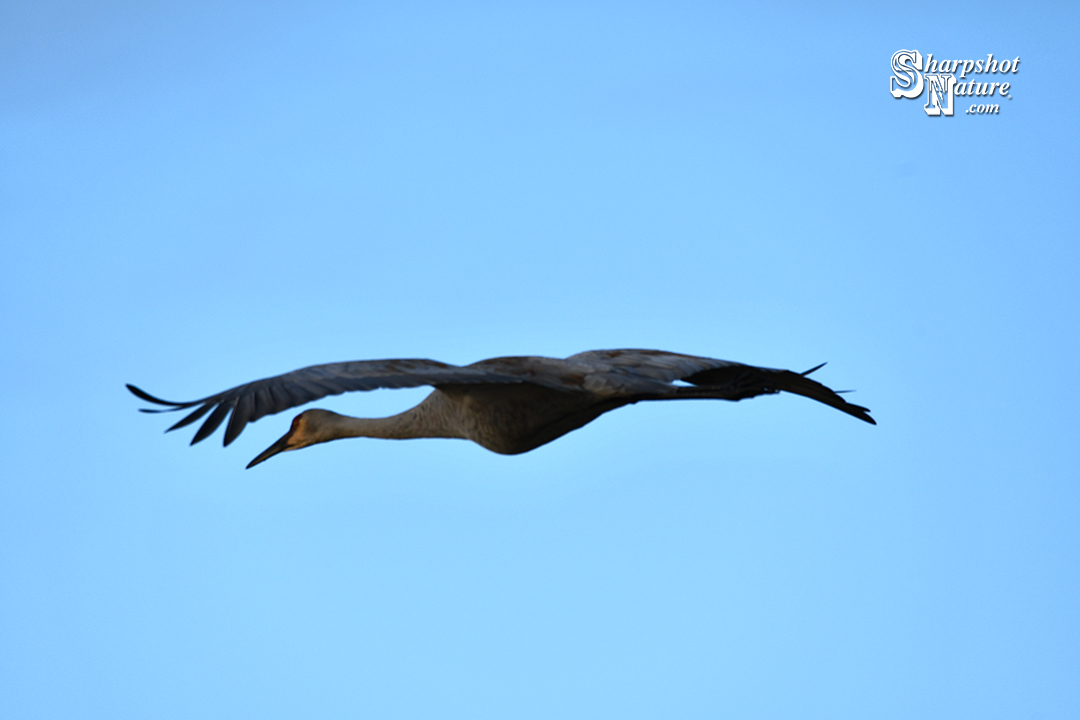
<box><xmin>3</xmin><ymin>2</ymin><xmax>1078</xmax><ymax>717</ymax></box>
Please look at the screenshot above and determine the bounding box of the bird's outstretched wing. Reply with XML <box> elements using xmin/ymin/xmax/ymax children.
<box><xmin>127</xmin><ymin>358</ymin><xmax>559</xmax><ymax>447</ymax></box>
<box><xmin>564</xmin><ymin>349</ymin><xmax>875</xmax><ymax>424</ymax></box>
<box><xmin>566</xmin><ymin>349</ymin><xmax>741</xmax><ymax>385</ymax></box>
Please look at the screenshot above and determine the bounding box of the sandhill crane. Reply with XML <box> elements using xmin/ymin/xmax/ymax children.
<box><xmin>127</xmin><ymin>349</ymin><xmax>874</xmax><ymax>468</ymax></box>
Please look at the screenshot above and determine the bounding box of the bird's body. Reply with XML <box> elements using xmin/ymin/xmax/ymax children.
<box><xmin>128</xmin><ymin>349</ymin><xmax>874</xmax><ymax>468</ymax></box>
<box><xmin>283</xmin><ymin>383</ymin><xmax>619</xmax><ymax>456</ymax></box>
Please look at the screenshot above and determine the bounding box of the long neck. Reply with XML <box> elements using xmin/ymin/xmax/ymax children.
<box><xmin>325</xmin><ymin>396</ymin><xmax>463</xmax><ymax>442</ymax></box>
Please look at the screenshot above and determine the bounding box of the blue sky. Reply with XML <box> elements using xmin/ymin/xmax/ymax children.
<box><xmin>2</xmin><ymin>2</ymin><xmax>1078</xmax><ymax>718</ymax></box>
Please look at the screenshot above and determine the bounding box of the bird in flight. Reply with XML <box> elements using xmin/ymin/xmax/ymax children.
<box><xmin>128</xmin><ymin>349</ymin><xmax>874</xmax><ymax>468</ymax></box>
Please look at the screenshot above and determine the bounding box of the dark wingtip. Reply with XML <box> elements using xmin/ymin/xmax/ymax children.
<box><xmin>788</xmin><ymin>365</ymin><xmax>875</xmax><ymax>425</ymax></box>
<box><xmin>839</xmin><ymin>399</ymin><xmax>876</xmax><ymax>425</ymax></box>
<box><xmin>167</xmin><ymin>403</ymin><xmax>214</xmax><ymax>433</ymax></box>
<box><xmin>188</xmin><ymin>402</ymin><xmax>230</xmax><ymax>445</ymax></box>
<box><xmin>127</xmin><ymin>384</ymin><xmax>169</xmax><ymax>405</ymax></box>
<box><xmin>772</xmin><ymin>369</ymin><xmax>877</xmax><ymax>426</ymax></box>
<box><xmin>127</xmin><ymin>383</ymin><xmax>197</xmax><ymax>410</ymax></box>
<box><xmin>846</xmin><ymin>403</ymin><xmax>877</xmax><ymax>425</ymax></box>
<box><xmin>840</xmin><ymin>398</ymin><xmax>876</xmax><ymax>425</ymax></box>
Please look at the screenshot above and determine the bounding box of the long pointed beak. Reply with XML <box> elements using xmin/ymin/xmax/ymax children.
<box><xmin>246</xmin><ymin>431</ymin><xmax>295</xmax><ymax>469</ymax></box>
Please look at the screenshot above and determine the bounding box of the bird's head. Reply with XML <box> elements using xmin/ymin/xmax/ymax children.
<box><xmin>246</xmin><ymin>409</ymin><xmax>344</xmax><ymax>469</ymax></box>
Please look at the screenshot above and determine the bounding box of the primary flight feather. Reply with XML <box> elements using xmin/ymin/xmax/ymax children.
<box><xmin>127</xmin><ymin>349</ymin><xmax>874</xmax><ymax>468</ymax></box>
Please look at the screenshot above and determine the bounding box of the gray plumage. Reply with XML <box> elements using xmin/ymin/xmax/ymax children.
<box><xmin>127</xmin><ymin>348</ymin><xmax>874</xmax><ymax>468</ymax></box>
